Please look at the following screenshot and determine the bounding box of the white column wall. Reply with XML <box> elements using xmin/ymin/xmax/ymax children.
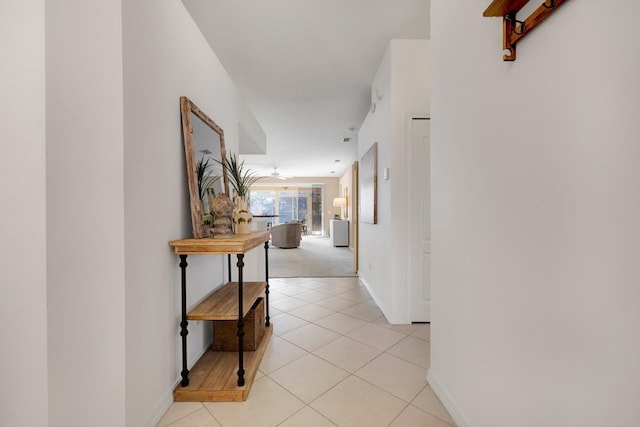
<box><xmin>430</xmin><ymin>2</ymin><xmax>640</xmax><ymax>426</ymax></box>
<box><xmin>46</xmin><ymin>1</ymin><xmax>126</xmax><ymax>426</ymax></box>
<box><xmin>0</xmin><ymin>2</ymin><xmax>48</xmax><ymax>426</ymax></box>
<box><xmin>389</xmin><ymin>40</ymin><xmax>430</xmax><ymax>322</ymax></box>
<box><xmin>358</xmin><ymin>45</ymin><xmax>393</xmax><ymax>315</ymax></box>
<box><xmin>358</xmin><ymin>40</ymin><xmax>430</xmax><ymax>323</ymax></box>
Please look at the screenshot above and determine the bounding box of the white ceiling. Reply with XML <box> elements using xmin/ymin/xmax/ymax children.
<box><xmin>182</xmin><ymin>0</ymin><xmax>430</xmax><ymax>178</ymax></box>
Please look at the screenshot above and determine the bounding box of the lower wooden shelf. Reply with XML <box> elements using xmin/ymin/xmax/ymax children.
<box><xmin>173</xmin><ymin>325</ymin><xmax>273</xmax><ymax>402</ymax></box>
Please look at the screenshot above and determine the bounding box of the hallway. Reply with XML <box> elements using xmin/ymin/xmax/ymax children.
<box><xmin>157</xmin><ymin>277</ymin><xmax>453</xmax><ymax>426</ymax></box>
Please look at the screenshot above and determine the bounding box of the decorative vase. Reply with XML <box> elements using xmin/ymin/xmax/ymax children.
<box><xmin>210</xmin><ymin>194</ymin><xmax>234</xmax><ymax>238</ymax></box>
<box><xmin>233</xmin><ymin>196</ymin><xmax>253</xmax><ymax>234</ymax></box>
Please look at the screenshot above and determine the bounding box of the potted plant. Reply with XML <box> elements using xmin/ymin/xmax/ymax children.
<box><xmin>196</xmin><ymin>157</ymin><xmax>220</xmax><ymax>200</ymax></box>
<box><xmin>218</xmin><ymin>153</ymin><xmax>261</xmax><ymax>198</ymax></box>
<box><xmin>196</xmin><ymin>156</ymin><xmax>220</xmax><ymax>218</ymax></box>
<box><xmin>217</xmin><ymin>153</ymin><xmax>261</xmax><ymax>234</ymax></box>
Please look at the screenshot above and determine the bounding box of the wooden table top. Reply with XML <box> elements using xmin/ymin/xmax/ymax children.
<box><xmin>169</xmin><ymin>231</ymin><xmax>270</xmax><ymax>255</ymax></box>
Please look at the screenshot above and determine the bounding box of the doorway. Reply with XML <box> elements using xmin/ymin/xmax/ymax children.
<box><xmin>352</xmin><ymin>161</ymin><xmax>359</xmax><ymax>273</ymax></box>
<box><xmin>409</xmin><ymin>116</ymin><xmax>431</xmax><ymax>322</ymax></box>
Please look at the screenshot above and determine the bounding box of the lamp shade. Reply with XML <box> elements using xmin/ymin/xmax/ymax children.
<box><xmin>333</xmin><ymin>197</ymin><xmax>346</xmax><ymax>208</ymax></box>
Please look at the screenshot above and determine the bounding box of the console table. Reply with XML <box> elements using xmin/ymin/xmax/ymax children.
<box><xmin>168</xmin><ymin>231</ymin><xmax>271</xmax><ymax>401</ymax></box>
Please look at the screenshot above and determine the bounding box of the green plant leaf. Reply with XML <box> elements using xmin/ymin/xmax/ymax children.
<box><xmin>196</xmin><ymin>156</ymin><xmax>221</xmax><ymax>200</ymax></box>
<box><xmin>216</xmin><ymin>153</ymin><xmax>261</xmax><ymax>197</ymax></box>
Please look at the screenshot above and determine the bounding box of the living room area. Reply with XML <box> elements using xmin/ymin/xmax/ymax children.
<box><xmin>249</xmin><ymin>176</ymin><xmax>357</xmax><ymax>278</ymax></box>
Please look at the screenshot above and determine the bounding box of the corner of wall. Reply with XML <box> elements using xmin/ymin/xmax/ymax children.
<box><xmin>427</xmin><ymin>369</ymin><xmax>471</xmax><ymax>427</ymax></box>
<box><xmin>239</xmin><ymin>103</ymin><xmax>267</xmax><ymax>154</ymax></box>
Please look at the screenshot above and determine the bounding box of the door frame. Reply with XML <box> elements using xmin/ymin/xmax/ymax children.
<box><xmin>352</xmin><ymin>161</ymin><xmax>359</xmax><ymax>273</ymax></box>
<box><xmin>407</xmin><ymin>114</ymin><xmax>431</xmax><ymax>322</ymax></box>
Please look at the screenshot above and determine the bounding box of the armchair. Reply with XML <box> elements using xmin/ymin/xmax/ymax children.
<box><xmin>271</xmin><ymin>222</ymin><xmax>302</xmax><ymax>248</ymax></box>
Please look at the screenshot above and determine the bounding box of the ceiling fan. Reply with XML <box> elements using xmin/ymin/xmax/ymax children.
<box><xmin>269</xmin><ymin>167</ymin><xmax>291</xmax><ymax>180</ymax></box>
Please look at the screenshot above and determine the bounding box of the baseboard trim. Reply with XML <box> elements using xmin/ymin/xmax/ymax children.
<box><xmin>358</xmin><ymin>273</ymin><xmax>409</xmax><ymax>324</ymax></box>
<box><xmin>141</xmin><ymin>385</ymin><xmax>175</xmax><ymax>427</ymax></box>
<box><xmin>141</xmin><ymin>339</ymin><xmax>212</xmax><ymax>427</ymax></box>
<box><xmin>358</xmin><ymin>274</ymin><xmax>387</xmax><ymax>316</ymax></box>
<box><xmin>427</xmin><ymin>369</ymin><xmax>472</xmax><ymax>427</ymax></box>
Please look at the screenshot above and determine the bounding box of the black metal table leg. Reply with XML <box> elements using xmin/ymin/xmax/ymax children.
<box><xmin>179</xmin><ymin>254</ymin><xmax>189</xmax><ymax>387</ymax></box>
<box><xmin>227</xmin><ymin>254</ymin><xmax>232</xmax><ymax>282</ymax></box>
<box><xmin>236</xmin><ymin>253</ymin><xmax>245</xmax><ymax>386</ymax></box>
<box><xmin>264</xmin><ymin>241</ymin><xmax>270</xmax><ymax>327</ymax></box>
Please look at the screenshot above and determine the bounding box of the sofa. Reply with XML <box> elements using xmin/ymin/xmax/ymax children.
<box><xmin>271</xmin><ymin>222</ymin><xmax>302</xmax><ymax>248</ymax></box>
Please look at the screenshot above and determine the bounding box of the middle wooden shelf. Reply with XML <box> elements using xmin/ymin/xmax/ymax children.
<box><xmin>187</xmin><ymin>281</ymin><xmax>267</xmax><ymax>321</ymax></box>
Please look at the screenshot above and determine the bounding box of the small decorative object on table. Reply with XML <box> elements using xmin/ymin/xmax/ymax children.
<box><xmin>217</xmin><ymin>153</ymin><xmax>261</xmax><ymax>234</ymax></box>
<box><xmin>210</xmin><ymin>194</ymin><xmax>234</xmax><ymax>238</ymax></box>
<box><xmin>233</xmin><ymin>196</ymin><xmax>253</xmax><ymax>234</ymax></box>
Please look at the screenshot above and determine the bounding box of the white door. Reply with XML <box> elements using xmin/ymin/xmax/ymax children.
<box><xmin>409</xmin><ymin>117</ymin><xmax>431</xmax><ymax>322</ymax></box>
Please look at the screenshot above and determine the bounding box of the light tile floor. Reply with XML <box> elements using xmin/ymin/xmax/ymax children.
<box><xmin>157</xmin><ymin>277</ymin><xmax>455</xmax><ymax>427</ymax></box>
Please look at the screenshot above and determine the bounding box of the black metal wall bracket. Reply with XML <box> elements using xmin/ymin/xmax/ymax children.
<box><xmin>483</xmin><ymin>0</ymin><xmax>570</xmax><ymax>61</ymax></box>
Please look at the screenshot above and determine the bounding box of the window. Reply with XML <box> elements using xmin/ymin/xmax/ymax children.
<box><xmin>249</xmin><ymin>190</ymin><xmax>275</xmax><ymax>216</ymax></box>
<box><xmin>249</xmin><ymin>185</ymin><xmax>322</xmax><ymax>235</ymax></box>
<box><xmin>278</xmin><ymin>190</ymin><xmax>308</xmax><ymax>224</ymax></box>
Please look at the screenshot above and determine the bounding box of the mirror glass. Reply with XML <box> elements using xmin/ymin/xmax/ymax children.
<box><xmin>180</xmin><ymin>96</ymin><xmax>229</xmax><ymax>238</ymax></box>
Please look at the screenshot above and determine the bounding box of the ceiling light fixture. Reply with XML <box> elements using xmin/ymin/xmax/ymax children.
<box><xmin>342</xmin><ymin>137</ymin><xmax>351</xmax><ymax>143</ymax></box>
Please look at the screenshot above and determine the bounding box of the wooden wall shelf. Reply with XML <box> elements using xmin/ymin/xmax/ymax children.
<box><xmin>483</xmin><ymin>0</ymin><xmax>570</xmax><ymax>61</ymax></box>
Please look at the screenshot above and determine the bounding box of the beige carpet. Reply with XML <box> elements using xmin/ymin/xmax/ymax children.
<box><xmin>268</xmin><ymin>236</ymin><xmax>356</xmax><ymax>277</ymax></box>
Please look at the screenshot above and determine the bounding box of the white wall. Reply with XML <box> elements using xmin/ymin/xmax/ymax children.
<box><xmin>0</xmin><ymin>2</ymin><xmax>48</xmax><ymax>426</ymax></box>
<box><xmin>358</xmin><ymin>40</ymin><xmax>430</xmax><ymax>323</ymax></box>
<box><xmin>239</xmin><ymin>103</ymin><xmax>267</xmax><ymax>155</ymax></box>
<box><xmin>122</xmin><ymin>1</ymin><xmax>263</xmax><ymax>425</ymax></box>
<box><xmin>358</xmin><ymin>45</ymin><xmax>392</xmax><ymax>314</ymax></box>
<box><xmin>21</xmin><ymin>1</ymin><xmax>265</xmax><ymax>425</ymax></box>
<box><xmin>430</xmin><ymin>2</ymin><xmax>640</xmax><ymax>426</ymax></box>
<box><xmin>46</xmin><ymin>1</ymin><xmax>126</xmax><ymax>426</ymax></box>
<box><xmin>389</xmin><ymin>39</ymin><xmax>430</xmax><ymax>321</ymax></box>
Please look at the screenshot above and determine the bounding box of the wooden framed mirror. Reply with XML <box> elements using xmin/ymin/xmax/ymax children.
<box><xmin>180</xmin><ymin>96</ymin><xmax>229</xmax><ymax>238</ymax></box>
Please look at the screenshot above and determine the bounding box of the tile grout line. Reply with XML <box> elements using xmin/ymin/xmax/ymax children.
<box><xmin>201</xmin><ymin>402</ymin><xmax>224</xmax><ymax>427</ymax></box>
<box><xmin>163</xmin><ymin>402</ymin><xmax>206</xmax><ymax>427</ymax></box>
<box><xmin>267</xmin><ymin>317</ymin><xmax>434</xmax><ymax>421</ymax></box>
<box><xmin>159</xmin><ymin>277</ymin><xmax>441</xmax><ymax>427</ymax></box>
<box><xmin>276</xmin><ymin>278</ymin><xmax>439</xmax><ymax>425</ymax></box>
